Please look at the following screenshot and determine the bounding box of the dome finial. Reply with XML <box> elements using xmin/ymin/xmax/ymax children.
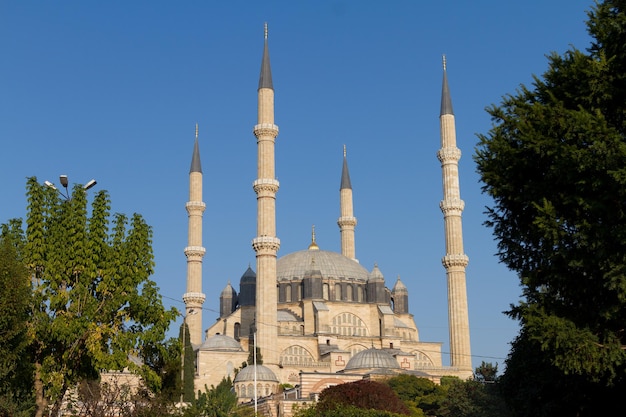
<box><xmin>308</xmin><ymin>225</ymin><xmax>319</xmax><ymax>250</ymax></box>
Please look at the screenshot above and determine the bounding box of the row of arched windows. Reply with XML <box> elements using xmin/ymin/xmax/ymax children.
<box><xmin>236</xmin><ymin>383</ymin><xmax>274</xmax><ymax>398</ymax></box>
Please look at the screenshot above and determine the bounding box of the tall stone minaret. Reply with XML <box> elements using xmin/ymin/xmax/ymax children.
<box><xmin>251</xmin><ymin>23</ymin><xmax>280</xmax><ymax>366</ymax></box>
<box><xmin>338</xmin><ymin>145</ymin><xmax>357</xmax><ymax>261</ymax></box>
<box><xmin>437</xmin><ymin>56</ymin><xmax>472</xmax><ymax>372</ymax></box>
<box><xmin>184</xmin><ymin>124</ymin><xmax>206</xmax><ymax>346</ymax></box>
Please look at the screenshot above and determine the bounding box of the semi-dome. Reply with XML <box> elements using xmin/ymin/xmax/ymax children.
<box><xmin>345</xmin><ymin>348</ymin><xmax>400</xmax><ymax>371</ymax></box>
<box><xmin>199</xmin><ymin>334</ymin><xmax>243</xmax><ymax>351</ymax></box>
<box><xmin>277</xmin><ymin>249</ymin><xmax>369</xmax><ymax>282</ymax></box>
<box><xmin>234</xmin><ymin>364</ymin><xmax>278</xmax><ymax>383</ymax></box>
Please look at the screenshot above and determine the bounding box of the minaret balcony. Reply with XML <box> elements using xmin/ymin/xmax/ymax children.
<box><xmin>183</xmin><ymin>291</ymin><xmax>206</xmax><ymax>304</ymax></box>
<box><xmin>253</xmin><ymin>123</ymin><xmax>279</xmax><ymax>139</ymax></box>
<box><xmin>337</xmin><ymin>216</ymin><xmax>357</xmax><ymax>227</ymax></box>
<box><xmin>437</xmin><ymin>147</ymin><xmax>462</xmax><ymax>163</ymax></box>
<box><xmin>253</xmin><ymin>178</ymin><xmax>280</xmax><ymax>194</ymax></box>
<box><xmin>252</xmin><ymin>236</ymin><xmax>281</xmax><ymax>253</ymax></box>
<box><xmin>184</xmin><ymin>246</ymin><xmax>206</xmax><ymax>259</ymax></box>
<box><xmin>439</xmin><ymin>198</ymin><xmax>465</xmax><ymax>214</ymax></box>
<box><xmin>441</xmin><ymin>254</ymin><xmax>469</xmax><ymax>268</ymax></box>
<box><xmin>185</xmin><ymin>201</ymin><xmax>206</xmax><ymax>212</ymax></box>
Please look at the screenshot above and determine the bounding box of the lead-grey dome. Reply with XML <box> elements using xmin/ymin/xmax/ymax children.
<box><xmin>234</xmin><ymin>364</ymin><xmax>278</xmax><ymax>383</ymax></box>
<box><xmin>345</xmin><ymin>348</ymin><xmax>400</xmax><ymax>371</ymax></box>
<box><xmin>199</xmin><ymin>334</ymin><xmax>243</xmax><ymax>351</ymax></box>
<box><xmin>277</xmin><ymin>249</ymin><xmax>369</xmax><ymax>282</ymax></box>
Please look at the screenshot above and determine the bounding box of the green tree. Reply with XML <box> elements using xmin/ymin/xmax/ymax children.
<box><xmin>8</xmin><ymin>177</ymin><xmax>177</xmax><ymax>417</ymax></box>
<box><xmin>385</xmin><ymin>374</ymin><xmax>445</xmax><ymax>416</ymax></box>
<box><xmin>438</xmin><ymin>377</ymin><xmax>509</xmax><ymax>417</ymax></box>
<box><xmin>315</xmin><ymin>380</ymin><xmax>410</xmax><ymax>416</ymax></box>
<box><xmin>183</xmin><ymin>377</ymin><xmax>254</xmax><ymax>417</ymax></box>
<box><xmin>475</xmin><ymin>0</ymin><xmax>626</xmax><ymax>414</ymax></box>
<box><xmin>473</xmin><ymin>362</ymin><xmax>498</xmax><ymax>383</ymax></box>
<box><xmin>0</xmin><ymin>224</ymin><xmax>35</xmax><ymax>416</ymax></box>
<box><xmin>179</xmin><ymin>322</ymin><xmax>195</xmax><ymax>403</ymax></box>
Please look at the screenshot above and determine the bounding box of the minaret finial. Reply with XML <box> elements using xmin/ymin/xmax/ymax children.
<box><xmin>442</xmin><ymin>54</ymin><xmax>447</xmax><ymax>71</ymax></box>
<box><xmin>264</xmin><ymin>22</ymin><xmax>268</xmax><ymax>39</ymax></box>
<box><xmin>343</xmin><ymin>144</ymin><xmax>347</xmax><ymax>158</ymax></box>
<box><xmin>195</xmin><ymin>123</ymin><xmax>198</xmax><ymax>139</ymax></box>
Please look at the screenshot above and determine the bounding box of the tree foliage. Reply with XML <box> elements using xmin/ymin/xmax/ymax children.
<box><xmin>179</xmin><ymin>322</ymin><xmax>195</xmax><ymax>403</ymax></box>
<box><xmin>0</xmin><ymin>225</ymin><xmax>34</xmax><ymax>415</ymax></box>
<box><xmin>474</xmin><ymin>0</ymin><xmax>626</xmax><ymax>414</ymax></box>
<box><xmin>385</xmin><ymin>374</ymin><xmax>445</xmax><ymax>416</ymax></box>
<box><xmin>315</xmin><ymin>379</ymin><xmax>410</xmax><ymax>416</ymax></box>
<box><xmin>4</xmin><ymin>177</ymin><xmax>177</xmax><ymax>417</ymax></box>
<box><xmin>183</xmin><ymin>377</ymin><xmax>253</xmax><ymax>417</ymax></box>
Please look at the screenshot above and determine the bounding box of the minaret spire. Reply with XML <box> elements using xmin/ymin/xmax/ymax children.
<box><xmin>184</xmin><ymin>124</ymin><xmax>206</xmax><ymax>346</ymax></box>
<box><xmin>437</xmin><ymin>57</ymin><xmax>472</xmax><ymax>374</ymax></box>
<box><xmin>252</xmin><ymin>23</ymin><xmax>280</xmax><ymax>366</ymax></box>
<box><xmin>338</xmin><ymin>145</ymin><xmax>357</xmax><ymax>261</ymax></box>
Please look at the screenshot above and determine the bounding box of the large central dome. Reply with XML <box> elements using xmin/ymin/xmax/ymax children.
<box><xmin>277</xmin><ymin>249</ymin><xmax>369</xmax><ymax>282</ymax></box>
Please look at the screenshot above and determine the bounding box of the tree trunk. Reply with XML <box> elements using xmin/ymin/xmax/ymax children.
<box><xmin>34</xmin><ymin>362</ymin><xmax>47</xmax><ymax>417</ymax></box>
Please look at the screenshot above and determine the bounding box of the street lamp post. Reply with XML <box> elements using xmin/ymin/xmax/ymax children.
<box><xmin>45</xmin><ymin>174</ymin><xmax>97</xmax><ymax>200</ymax></box>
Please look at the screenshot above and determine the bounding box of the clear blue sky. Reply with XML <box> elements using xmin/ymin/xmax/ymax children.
<box><xmin>1</xmin><ymin>1</ymin><xmax>593</xmax><ymax>370</ymax></box>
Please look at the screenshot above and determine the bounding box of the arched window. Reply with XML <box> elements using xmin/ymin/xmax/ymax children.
<box><xmin>234</xmin><ymin>323</ymin><xmax>241</xmax><ymax>341</ymax></box>
<box><xmin>331</xmin><ymin>312</ymin><xmax>368</xmax><ymax>336</ymax></box>
<box><xmin>346</xmin><ymin>285</ymin><xmax>353</xmax><ymax>301</ymax></box>
<box><xmin>335</xmin><ymin>283</ymin><xmax>342</xmax><ymax>301</ymax></box>
<box><xmin>322</xmin><ymin>283</ymin><xmax>329</xmax><ymax>300</ymax></box>
<box><xmin>285</xmin><ymin>285</ymin><xmax>292</xmax><ymax>302</ymax></box>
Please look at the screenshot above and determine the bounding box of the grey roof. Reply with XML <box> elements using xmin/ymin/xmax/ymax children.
<box><xmin>221</xmin><ymin>281</ymin><xmax>237</xmax><ymax>298</ymax></box>
<box><xmin>240</xmin><ymin>266</ymin><xmax>256</xmax><ymax>284</ymax></box>
<box><xmin>345</xmin><ymin>348</ymin><xmax>400</xmax><ymax>371</ymax></box>
<box><xmin>340</xmin><ymin>151</ymin><xmax>352</xmax><ymax>190</ymax></box>
<box><xmin>189</xmin><ymin>137</ymin><xmax>202</xmax><ymax>174</ymax></box>
<box><xmin>234</xmin><ymin>364</ymin><xmax>278</xmax><ymax>383</ymax></box>
<box><xmin>378</xmin><ymin>305</ymin><xmax>394</xmax><ymax>315</ymax></box>
<box><xmin>277</xmin><ymin>249</ymin><xmax>370</xmax><ymax>282</ymax></box>
<box><xmin>199</xmin><ymin>334</ymin><xmax>243</xmax><ymax>351</ymax></box>
<box><xmin>258</xmin><ymin>24</ymin><xmax>273</xmax><ymax>90</ymax></box>
<box><xmin>277</xmin><ymin>309</ymin><xmax>301</xmax><ymax>321</ymax></box>
<box><xmin>368</xmin><ymin>264</ymin><xmax>384</xmax><ymax>282</ymax></box>
<box><xmin>440</xmin><ymin>56</ymin><xmax>454</xmax><ymax>116</ymax></box>
<box><xmin>393</xmin><ymin>317</ymin><xmax>410</xmax><ymax>328</ymax></box>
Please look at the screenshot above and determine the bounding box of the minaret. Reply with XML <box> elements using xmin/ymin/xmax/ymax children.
<box><xmin>251</xmin><ymin>23</ymin><xmax>280</xmax><ymax>365</ymax></box>
<box><xmin>338</xmin><ymin>145</ymin><xmax>358</xmax><ymax>261</ymax></box>
<box><xmin>437</xmin><ymin>56</ymin><xmax>472</xmax><ymax>372</ymax></box>
<box><xmin>183</xmin><ymin>124</ymin><xmax>206</xmax><ymax>346</ymax></box>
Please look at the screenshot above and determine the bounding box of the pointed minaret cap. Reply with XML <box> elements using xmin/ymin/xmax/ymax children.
<box><xmin>258</xmin><ymin>22</ymin><xmax>274</xmax><ymax>90</ymax></box>
<box><xmin>440</xmin><ymin>55</ymin><xmax>454</xmax><ymax>116</ymax></box>
<box><xmin>308</xmin><ymin>225</ymin><xmax>320</xmax><ymax>250</ymax></box>
<box><xmin>340</xmin><ymin>144</ymin><xmax>352</xmax><ymax>190</ymax></box>
<box><xmin>190</xmin><ymin>123</ymin><xmax>202</xmax><ymax>174</ymax></box>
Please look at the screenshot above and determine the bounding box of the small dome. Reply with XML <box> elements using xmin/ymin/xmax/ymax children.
<box><xmin>277</xmin><ymin>249</ymin><xmax>369</xmax><ymax>282</ymax></box>
<box><xmin>234</xmin><ymin>364</ymin><xmax>278</xmax><ymax>383</ymax></box>
<box><xmin>199</xmin><ymin>334</ymin><xmax>243</xmax><ymax>351</ymax></box>
<box><xmin>345</xmin><ymin>348</ymin><xmax>400</xmax><ymax>371</ymax></box>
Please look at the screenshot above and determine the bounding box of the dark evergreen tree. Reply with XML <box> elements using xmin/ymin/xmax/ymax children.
<box><xmin>475</xmin><ymin>1</ymin><xmax>626</xmax><ymax>415</ymax></box>
<box><xmin>179</xmin><ymin>322</ymin><xmax>195</xmax><ymax>402</ymax></box>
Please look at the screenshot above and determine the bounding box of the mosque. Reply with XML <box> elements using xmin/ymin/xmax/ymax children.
<box><xmin>181</xmin><ymin>25</ymin><xmax>472</xmax><ymax>413</ymax></box>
